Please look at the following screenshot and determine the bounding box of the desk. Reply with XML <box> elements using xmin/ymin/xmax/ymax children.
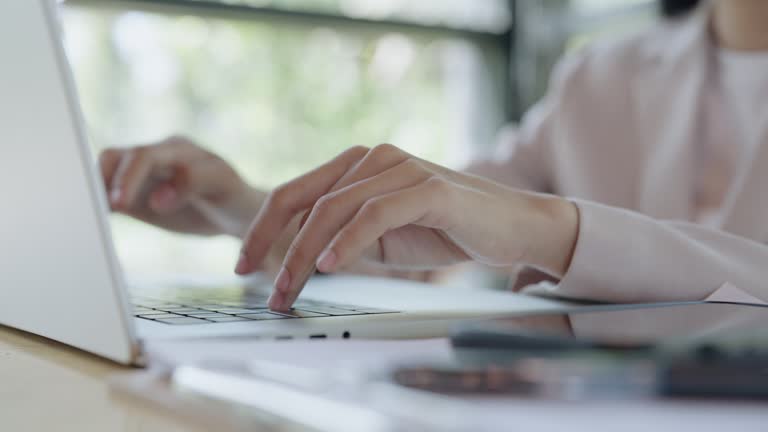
<box><xmin>3</xmin><ymin>324</ymin><xmax>768</xmax><ymax>432</ymax></box>
<box><xmin>0</xmin><ymin>325</ymin><xmax>203</xmax><ymax>432</ymax></box>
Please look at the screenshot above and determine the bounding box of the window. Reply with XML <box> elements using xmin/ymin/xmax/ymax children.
<box><xmin>511</xmin><ymin>0</ymin><xmax>655</xmax><ymax>114</ymax></box>
<box><xmin>61</xmin><ymin>0</ymin><xmax>653</xmax><ymax>281</ymax></box>
<box><xmin>61</xmin><ymin>0</ymin><xmax>513</xmax><ymax>276</ymax></box>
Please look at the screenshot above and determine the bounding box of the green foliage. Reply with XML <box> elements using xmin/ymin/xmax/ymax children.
<box><xmin>65</xmin><ymin>6</ymin><xmax>452</xmax><ymax>189</ymax></box>
<box><xmin>62</xmin><ymin>5</ymin><xmax>482</xmax><ymax>275</ymax></box>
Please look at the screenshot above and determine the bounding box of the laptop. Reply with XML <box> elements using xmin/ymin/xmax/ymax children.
<box><xmin>0</xmin><ymin>0</ymin><xmax>571</xmax><ymax>365</ymax></box>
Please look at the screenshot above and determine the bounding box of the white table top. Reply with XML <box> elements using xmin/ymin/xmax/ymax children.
<box><xmin>3</xmin><ymin>323</ymin><xmax>768</xmax><ymax>432</ymax></box>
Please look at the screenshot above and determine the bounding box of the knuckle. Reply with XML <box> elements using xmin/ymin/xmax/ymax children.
<box><xmin>267</xmin><ymin>183</ymin><xmax>295</xmax><ymax>210</ymax></box>
<box><xmin>347</xmin><ymin>145</ymin><xmax>369</xmax><ymax>157</ymax></box>
<box><xmin>360</xmin><ymin>198</ymin><xmax>385</xmax><ymax>224</ymax></box>
<box><xmin>369</xmin><ymin>143</ymin><xmax>399</xmax><ymax>160</ymax></box>
<box><xmin>425</xmin><ymin>175</ymin><xmax>449</xmax><ymax>191</ymax></box>
<box><xmin>331</xmin><ymin>228</ymin><xmax>355</xmax><ymax>253</ymax></box>
<box><xmin>312</xmin><ymin>194</ymin><xmax>337</xmax><ymax>217</ymax></box>
<box><xmin>401</xmin><ymin>158</ymin><xmax>425</xmax><ymax>174</ymax></box>
<box><xmin>425</xmin><ymin>176</ymin><xmax>453</xmax><ymax>197</ymax></box>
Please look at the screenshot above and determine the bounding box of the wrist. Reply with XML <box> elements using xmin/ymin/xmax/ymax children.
<box><xmin>217</xmin><ymin>183</ymin><xmax>267</xmax><ymax>238</ymax></box>
<box><xmin>523</xmin><ymin>195</ymin><xmax>580</xmax><ymax>278</ymax></box>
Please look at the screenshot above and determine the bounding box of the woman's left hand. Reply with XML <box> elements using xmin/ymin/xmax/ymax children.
<box><xmin>235</xmin><ymin>144</ymin><xmax>580</xmax><ymax>311</ymax></box>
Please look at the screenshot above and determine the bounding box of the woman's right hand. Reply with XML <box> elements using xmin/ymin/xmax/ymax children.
<box><xmin>99</xmin><ymin>135</ymin><xmax>265</xmax><ymax>237</ymax></box>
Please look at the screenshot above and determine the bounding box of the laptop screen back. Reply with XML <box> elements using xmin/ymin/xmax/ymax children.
<box><xmin>0</xmin><ymin>0</ymin><xmax>136</xmax><ymax>363</ymax></box>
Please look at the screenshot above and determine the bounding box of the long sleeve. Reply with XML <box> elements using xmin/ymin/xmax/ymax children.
<box><xmin>551</xmin><ymin>200</ymin><xmax>768</xmax><ymax>303</ymax></box>
<box><xmin>464</xmin><ymin>102</ymin><xmax>554</xmax><ymax>193</ymax></box>
<box><xmin>463</xmin><ymin>38</ymin><xmax>643</xmax><ymax>203</ymax></box>
<box><xmin>461</xmin><ymin>18</ymin><xmax>768</xmax><ymax>304</ymax></box>
<box><xmin>462</xmin><ymin>50</ymin><xmax>588</xmax><ymax>193</ymax></box>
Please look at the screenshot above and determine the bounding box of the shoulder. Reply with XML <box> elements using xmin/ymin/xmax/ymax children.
<box><xmin>550</xmin><ymin>16</ymin><xmax>697</xmax><ymax>93</ymax></box>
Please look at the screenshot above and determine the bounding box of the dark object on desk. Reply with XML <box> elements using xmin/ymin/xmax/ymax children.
<box><xmin>391</xmin><ymin>356</ymin><xmax>655</xmax><ymax>398</ymax></box>
<box><xmin>392</xmin><ymin>365</ymin><xmax>537</xmax><ymax>395</ymax></box>
<box><xmin>451</xmin><ymin>323</ymin><xmax>652</xmax><ymax>354</ymax></box>
<box><xmin>659</xmin><ymin>344</ymin><xmax>768</xmax><ymax>399</ymax></box>
<box><xmin>429</xmin><ymin>304</ymin><xmax>768</xmax><ymax>399</ymax></box>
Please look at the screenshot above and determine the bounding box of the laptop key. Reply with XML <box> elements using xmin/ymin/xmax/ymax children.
<box><xmin>323</xmin><ymin>304</ymin><xmax>363</xmax><ymax>310</ymax></box>
<box><xmin>188</xmin><ymin>303</ymin><xmax>234</xmax><ymax>309</ymax></box>
<box><xmin>236</xmin><ymin>313</ymin><xmax>291</xmax><ymax>320</ymax></box>
<box><xmin>212</xmin><ymin>308</ymin><xmax>257</xmax><ymax>314</ymax></box>
<box><xmin>243</xmin><ymin>307</ymin><xmax>270</xmax><ymax>312</ymax></box>
<box><xmin>187</xmin><ymin>313</ymin><xmax>232</xmax><ymax>318</ymax></box>
<box><xmin>134</xmin><ymin>310</ymin><xmax>167</xmax><ymax>315</ymax></box>
<box><xmin>272</xmin><ymin>309</ymin><xmax>328</xmax><ymax>318</ymax></box>
<box><xmin>137</xmin><ymin>313</ymin><xmax>182</xmax><ymax>319</ymax></box>
<box><xmin>155</xmin><ymin>317</ymin><xmax>210</xmax><ymax>325</ymax></box>
<box><xmin>296</xmin><ymin>306</ymin><xmax>367</xmax><ymax>316</ymax></box>
<box><xmin>351</xmin><ymin>308</ymin><xmax>399</xmax><ymax>314</ymax></box>
<box><xmin>160</xmin><ymin>307</ymin><xmax>209</xmax><ymax>313</ymax></box>
<box><xmin>207</xmin><ymin>316</ymin><xmax>253</xmax><ymax>323</ymax></box>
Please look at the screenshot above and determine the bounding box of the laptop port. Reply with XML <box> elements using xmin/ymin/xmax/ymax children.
<box><xmin>309</xmin><ymin>334</ymin><xmax>327</xmax><ymax>339</ymax></box>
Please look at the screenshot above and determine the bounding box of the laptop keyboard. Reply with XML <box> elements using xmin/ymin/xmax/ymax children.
<box><xmin>132</xmin><ymin>294</ymin><xmax>398</xmax><ymax>325</ymax></box>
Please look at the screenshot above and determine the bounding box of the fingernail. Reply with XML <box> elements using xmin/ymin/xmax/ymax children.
<box><xmin>268</xmin><ymin>291</ymin><xmax>285</xmax><ymax>310</ymax></box>
<box><xmin>274</xmin><ymin>267</ymin><xmax>291</xmax><ymax>293</ymax></box>
<box><xmin>234</xmin><ymin>253</ymin><xmax>249</xmax><ymax>274</ymax></box>
<box><xmin>316</xmin><ymin>249</ymin><xmax>337</xmax><ymax>273</ymax></box>
<box><xmin>110</xmin><ymin>189</ymin><xmax>122</xmax><ymax>205</ymax></box>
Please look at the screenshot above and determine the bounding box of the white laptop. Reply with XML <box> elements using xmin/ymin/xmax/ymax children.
<box><xmin>0</xmin><ymin>0</ymin><xmax>572</xmax><ymax>365</ymax></box>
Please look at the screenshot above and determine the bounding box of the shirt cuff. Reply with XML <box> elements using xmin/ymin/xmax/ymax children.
<box><xmin>555</xmin><ymin>199</ymin><xmax>670</xmax><ymax>303</ymax></box>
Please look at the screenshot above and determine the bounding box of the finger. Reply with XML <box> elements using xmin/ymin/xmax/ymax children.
<box><xmin>329</xmin><ymin>143</ymin><xmax>410</xmax><ymax>193</ymax></box>
<box><xmin>147</xmin><ymin>163</ymin><xmax>191</xmax><ymax>213</ymax></box>
<box><xmin>100</xmin><ymin>148</ymin><xmax>123</xmax><ymax>185</ymax></box>
<box><xmin>99</xmin><ymin>149</ymin><xmax>124</xmax><ymax>206</ymax></box>
<box><xmin>318</xmin><ymin>177</ymin><xmax>456</xmax><ymax>276</ymax></box>
<box><xmin>236</xmin><ymin>146</ymin><xmax>369</xmax><ymax>275</ymax></box>
<box><xmin>109</xmin><ymin>137</ymin><xmax>200</xmax><ymax>210</ymax></box>
<box><xmin>269</xmin><ymin>159</ymin><xmax>433</xmax><ymax>310</ymax></box>
<box><xmin>110</xmin><ymin>149</ymin><xmax>146</xmax><ymax>209</ymax></box>
<box><xmin>295</xmin><ymin>144</ymin><xmax>409</xmax><ymax>231</ymax></box>
<box><xmin>298</xmin><ymin>210</ymin><xmax>310</xmax><ymax>231</ymax></box>
<box><xmin>109</xmin><ymin>147</ymin><xmax>168</xmax><ymax>210</ymax></box>
<box><xmin>330</xmin><ymin>143</ymin><xmax>469</xmax><ymax>194</ymax></box>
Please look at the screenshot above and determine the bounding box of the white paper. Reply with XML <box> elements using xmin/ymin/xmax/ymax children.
<box><xmin>704</xmin><ymin>282</ymin><xmax>768</xmax><ymax>306</ymax></box>
<box><xmin>147</xmin><ymin>337</ymin><xmax>454</xmax><ymax>370</ymax></box>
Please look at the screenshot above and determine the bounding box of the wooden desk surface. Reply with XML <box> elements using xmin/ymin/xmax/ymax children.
<box><xmin>0</xmin><ymin>325</ymin><xmax>204</xmax><ymax>432</ymax></box>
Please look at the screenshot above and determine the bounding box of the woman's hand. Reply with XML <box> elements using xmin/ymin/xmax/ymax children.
<box><xmin>99</xmin><ymin>136</ymin><xmax>264</xmax><ymax>237</ymax></box>
<box><xmin>235</xmin><ymin>144</ymin><xmax>580</xmax><ymax>311</ymax></box>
